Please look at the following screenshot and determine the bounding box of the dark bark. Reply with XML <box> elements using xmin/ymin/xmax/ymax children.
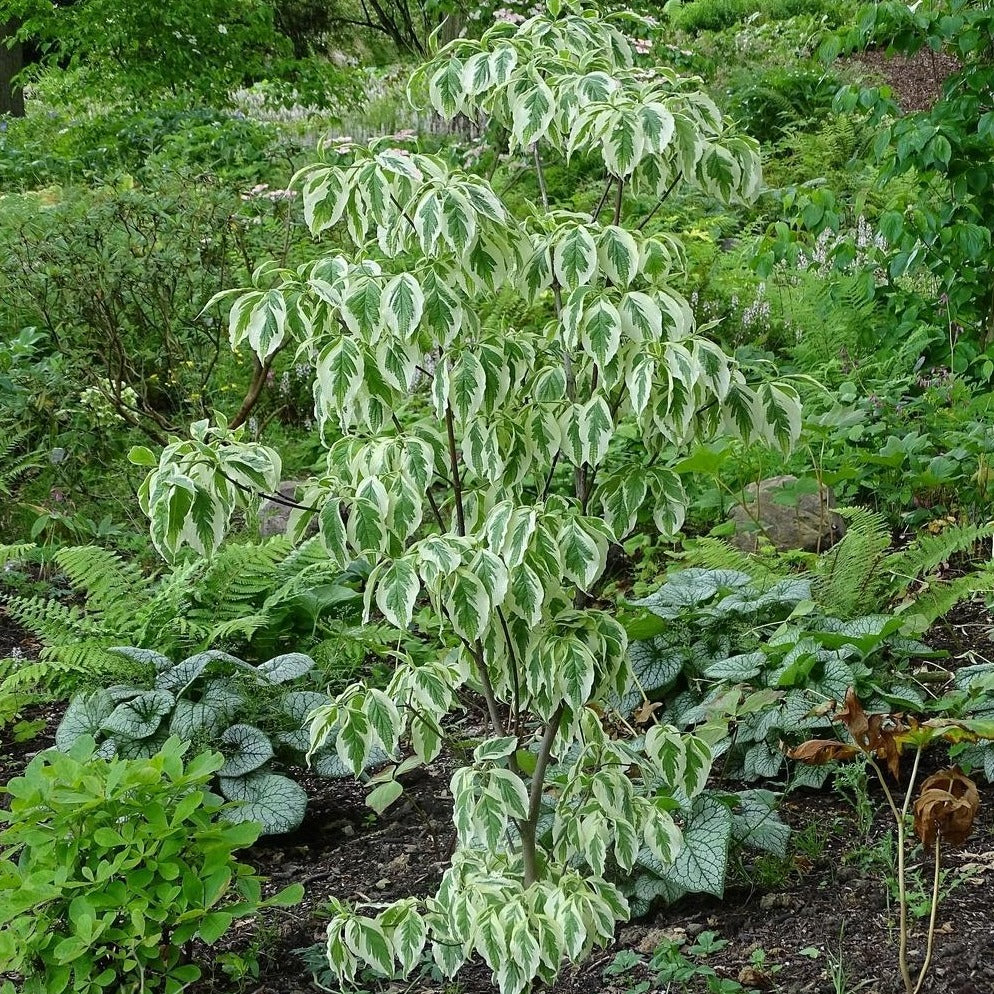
<box><xmin>0</xmin><ymin>19</ymin><xmax>25</xmax><ymax>118</ymax></box>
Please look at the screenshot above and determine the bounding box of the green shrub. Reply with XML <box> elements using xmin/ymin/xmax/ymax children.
<box><xmin>671</xmin><ymin>0</ymin><xmax>757</xmax><ymax>34</ymax></box>
<box><xmin>726</xmin><ymin>65</ymin><xmax>840</xmax><ymax>142</ymax></box>
<box><xmin>0</xmin><ymin>736</ymin><xmax>302</xmax><ymax>994</ymax></box>
<box><xmin>0</xmin><ymin>106</ymin><xmax>291</xmax><ymax>191</ymax></box>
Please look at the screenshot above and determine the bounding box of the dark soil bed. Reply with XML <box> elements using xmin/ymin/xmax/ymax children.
<box><xmin>846</xmin><ymin>48</ymin><xmax>961</xmax><ymax>113</ymax></box>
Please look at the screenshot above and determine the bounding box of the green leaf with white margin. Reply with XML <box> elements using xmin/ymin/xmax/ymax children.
<box><xmin>348</xmin><ymin>477</ymin><xmax>389</xmax><ymax>554</ymax></box>
<box><xmin>56</xmin><ymin>690</ymin><xmax>115</xmax><ymax>750</ymax></box>
<box><xmin>366</xmin><ymin>780</ymin><xmax>403</xmax><ymax>815</ymax></box>
<box><xmin>219</xmin><ymin>723</ymin><xmax>274</xmax><ymax>777</ymax></box>
<box><xmin>316</xmin><ymin>336</ymin><xmax>364</xmax><ymax>420</ymax></box>
<box><xmin>553</xmin><ymin>225</ymin><xmax>598</xmax><ymax>291</ymax></box>
<box><xmin>486</xmin><ymin>768</ymin><xmax>529</xmax><ymax>819</ymax></box>
<box><xmin>489</xmin><ymin>44</ymin><xmax>517</xmax><ymax>85</ymax></box>
<box><xmin>620</xmin><ymin>292</ymin><xmax>663</xmax><ymax>341</ymax></box>
<box><xmin>449</xmin><ymin>352</ymin><xmax>487</xmax><ymax>424</ymax></box>
<box><xmin>375</xmin><ymin>556</ymin><xmax>420</xmax><ymax>629</ymax></box>
<box><xmin>581</xmin><ymin>297</ymin><xmax>622</xmax><ymax>369</ymax></box>
<box><xmin>428</xmin><ymin>58</ymin><xmax>465</xmax><ymax>118</ymax></box>
<box><xmin>626</xmin><ymin>353</ymin><xmax>654</xmax><ymax>417</ymax></box>
<box><xmin>462</xmin><ymin>417</ymin><xmax>502</xmax><ymax>481</ymax></box>
<box><xmin>462</xmin><ymin>51</ymin><xmax>493</xmax><ymax>95</ymax></box>
<box><xmin>558</xmin><ymin>636</ymin><xmax>597</xmax><ymax>712</ymax></box>
<box><xmin>683</xmin><ymin>734</ymin><xmax>714</xmax><ymax>798</ymax></box>
<box><xmin>440</xmin><ymin>189</ymin><xmax>477</xmax><ymax>255</ymax></box>
<box><xmin>511</xmin><ymin>75</ymin><xmax>555</xmax><ymax>149</ymax></box>
<box><xmin>101</xmin><ymin>690</ymin><xmax>174</xmax><ymax>740</ymax></box>
<box><xmin>319</xmin><ymin>498</ymin><xmax>350</xmax><ymax>567</ymax></box>
<box><xmin>558</xmin><ymin>517</ymin><xmax>607</xmax><ymax>591</ymax></box>
<box><xmin>381</xmin><ymin>273</ymin><xmax>424</xmax><ymax>339</ymax></box>
<box><xmin>508</xmin><ymin>562</ymin><xmax>544</xmax><ymax>627</ymax></box>
<box><xmin>447</xmin><ymin>566</ymin><xmax>491</xmax><ymax>641</ymax></box>
<box><xmin>598</xmin><ymin>225</ymin><xmax>639</xmax><ymax>287</ymax></box>
<box><xmin>219</xmin><ymin>772</ymin><xmax>307</xmax><ymax>834</ymax></box>
<box><xmin>365</xmin><ymin>689</ymin><xmax>402</xmax><ymax>755</ymax></box>
<box><xmin>381</xmin><ymin>900</ymin><xmax>427</xmax><ymax>974</ymax></box>
<box><xmin>246</xmin><ymin>289</ymin><xmax>288</xmax><ymax>361</ymax></box>
<box><xmin>656</xmin><ymin>793</ymin><xmax>732</xmax><ymax>897</ymax></box>
<box><xmin>643</xmin><ymin>801</ymin><xmax>683</xmax><ymax>865</ymax></box>
<box><xmin>580</xmin><ymin>395</ymin><xmax>613</xmax><ymax>467</ymax></box>
<box><xmin>756</xmin><ymin>382</ymin><xmax>801</xmax><ymax>452</ymax></box>
<box><xmin>337</xmin><ymin>704</ymin><xmax>374</xmax><ymax>776</ymax></box>
<box><xmin>601</xmin><ymin>110</ymin><xmax>645</xmax><ymax>178</ymax></box>
<box><xmin>598</xmin><ymin>471</ymin><xmax>648</xmax><ymax>539</ymax></box>
<box><xmin>473</xmin><ymin>735</ymin><xmax>518</xmax><ymax>763</ymax></box>
<box><xmin>722</xmin><ymin>382</ymin><xmax>760</xmax><ymax>442</ymax></box>
<box><xmin>648</xmin><ymin>467</ymin><xmax>686</xmax><ymax>538</ymax></box>
<box><xmin>639</xmin><ymin>102</ymin><xmax>675</xmax><ymax>154</ymax></box>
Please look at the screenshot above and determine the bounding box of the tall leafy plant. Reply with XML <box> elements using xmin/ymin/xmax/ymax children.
<box><xmin>134</xmin><ymin>4</ymin><xmax>801</xmax><ymax>991</ymax></box>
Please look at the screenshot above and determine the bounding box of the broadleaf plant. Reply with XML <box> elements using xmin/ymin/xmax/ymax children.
<box><xmin>134</xmin><ymin>4</ymin><xmax>802</xmax><ymax>991</ymax></box>
<box><xmin>54</xmin><ymin>649</ymin><xmax>369</xmax><ymax>835</ymax></box>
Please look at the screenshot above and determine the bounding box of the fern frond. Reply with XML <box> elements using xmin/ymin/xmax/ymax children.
<box><xmin>53</xmin><ymin>545</ymin><xmax>146</xmax><ymax>626</ymax></box>
<box><xmin>898</xmin><ymin>568</ymin><xmax>994</xmax><ymax>633</ymax></box>
<box><xmin>678</xmin><ymin>538</ymin><xmax>774</xmax><ymax>579</ymax></box>
<box><xmin>812</xmin><ymin>507</ymin><xmax>891</xmax><ymax>617</ymax></box>
<box><xmin>0</xmin><ymin>544</ymin><xmax>35</xmax><ymax>569</ymax></box>
<box><xmin>884</xmin><ymin>522</ymin><xmax>994</xmax><ymax>598</ymax></box>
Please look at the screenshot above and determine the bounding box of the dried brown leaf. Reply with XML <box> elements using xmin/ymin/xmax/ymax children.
<box><xmin>913</xmin><ymin>767</ymin><xmax>980</xmax><ymax>848</ymax></box>
<box><xmin>786</xmin><ymin>740</ymin><xmax>861</xmax><ymax>765</ymax></box>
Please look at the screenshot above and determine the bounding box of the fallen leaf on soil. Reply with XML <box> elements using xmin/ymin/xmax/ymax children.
<box><xmin>737</xmin><ymin>965</ymin><xmax>775</xmax><ymax>989</ymax></box>
<box><xmin>913</xmin><ymin>767</ymin><xmax>979</xmax><ymax>847</ymax></box>
<box><xmin>635</xmin><ymin>926</ymin><xmax>687</xmax><ymax>952</ymax></box>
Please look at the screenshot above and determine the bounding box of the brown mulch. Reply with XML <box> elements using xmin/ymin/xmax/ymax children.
<box><xmin>846</xmin><ymin>47</ymin><xmax>961</xmax><ymax>113</ymax></box>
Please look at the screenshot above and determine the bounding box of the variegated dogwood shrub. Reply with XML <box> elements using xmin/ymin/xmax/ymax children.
<box><xmin>132</xmin><ymin>4</ymin><xmax>803</xmax><ymax>992</ymax></box>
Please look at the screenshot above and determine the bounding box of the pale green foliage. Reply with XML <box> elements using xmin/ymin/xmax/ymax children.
<box><xmin>135</xmin><ymin>4</ymin><xmax>803</xmax><ymax>992</ymax></box>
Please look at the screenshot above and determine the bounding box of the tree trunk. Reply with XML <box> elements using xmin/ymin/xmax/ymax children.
<box><xmin>0</xmin><ymin>20</ymin><xmax>25</xmax><ymax>118</ymax></box>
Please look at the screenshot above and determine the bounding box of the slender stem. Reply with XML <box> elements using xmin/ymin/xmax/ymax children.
<box><xmin>613</xmin><ymin>178</ymin><xmax>624</xmax><ymax>227</ymax></box>
<box><xmin>638</xmin><ymin>172</ymin><xmax>682</xmax><ymax>231</ymax></box>
<box><xmin>541</xmin><ymin>451</ymin><xmax>561</xmax><ymax>500</ymax></box>
<box><xmin>532</xmin><ymin>143</ymin><xmax>549</xmax><ymax>211</ymax></box>
<box><xmin>913</xmin><ymin>835</ymin><xmax>943</xmax><ymax>994</ymax></box>
<box><xmin>520</xmin><ymin>704</ymin><xmax>565</xmax><ymax>887</ymax></box>
<box><xmin>497</xmin><ymin>608</ymin><xmax>522</xmax><ymax>737</ymax></box>
<box><xmin>458</xmin><ymin>634</ymin><xmax>506</xmax><ymax>738</ymax></box>
<box><xmin>425</xmin><ymin>487</ymin><xmax>446</xmax><ymax>531</ymax></box>
<box><xmin>591</xmin><ymin>177</ymin><xmax>614</xmax><ymax>220</ymax></box>
<box><xmin>444</xmin><ymin>404</ymin><xmax>466</xmax><ymax>536</ymax></box>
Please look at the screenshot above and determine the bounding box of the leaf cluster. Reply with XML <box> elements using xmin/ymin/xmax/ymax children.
<box><xmin>0</xmin><ymin>736</ymin><xmax>302</xmax><ymax>994</ymax></box>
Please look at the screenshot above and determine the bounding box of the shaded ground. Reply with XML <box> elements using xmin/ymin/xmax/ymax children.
<box><xmin>3</xmin><ymin>595</ymin><xmax>993</xmax><ymax>994</ymax></box>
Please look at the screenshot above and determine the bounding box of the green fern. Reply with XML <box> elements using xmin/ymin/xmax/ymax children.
<box><xmin>883</xmin><ymin>522</ymin><xmax>994</xmax><ymax>596</ymax></box>
<box><xmin>678</xmin><ymin>537</ymin><xmax>775</xmax><ymax>580</ymax></box>
<box><xmin>811</xmin><ymin>507</ymin><xmax>892</xmax><ymax>617</ymax></box>
<box><xmin>0</xmin><ymin>537</ymin><xmax>357</xmax><ymax>694</ymax></box>
<box><xmin>0</xmin><ymin>427</ymin><xmax>39</xmax><ymax>498</ymax></box>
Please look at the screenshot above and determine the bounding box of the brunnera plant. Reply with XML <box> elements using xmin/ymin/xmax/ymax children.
<box><xmin>131</xmin><ymin>4</ymin><xmax>802</xmax><ymax>992</ymax></box>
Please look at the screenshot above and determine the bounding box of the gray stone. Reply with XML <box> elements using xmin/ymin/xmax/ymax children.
<box><xmin>727</xmin><ymin>474</ymin><xmax>845</xmax><ymax>553</ymax></box>
<box><xmin>258</xmin><ymin>480</ymin><xmax>318</xmax><ymax>538</ymax></box>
